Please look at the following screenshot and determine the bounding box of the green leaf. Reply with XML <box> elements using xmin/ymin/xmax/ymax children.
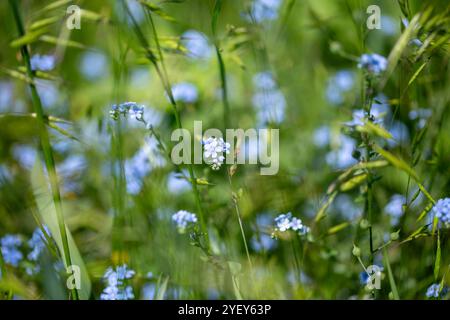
<box><xmin>30</xmin><ymin>16</ymin><xmax>61</xmax><ymax>31</ymax></box>
<box><xmin>140</xmin><ymin>1</ymin><xmax>176</xmax><ymax>22</ymax></box>
<box><xmin>339</xmin><ymin>173</ymin><xmax>367</xmax><ymax>192</ymax></box>
<box><xmin>39</xmin><ymin>35</ymin><xmax>86</xmax><ymax>49</ymax></box>
<box><xmin>314</xmin><ymin>191</ymin><xmax>337</xmax><ymax>222</ymax></box>
<box><xmin>228</xmin><ymin>261</ymin><xmax>243</xmax><ymax>300</ymax></box>
<box><xmin>374</xmin><ymin>145</ymin><xmax>435</xmax><ymax>204</ymax></box>
<box><xmin>10</xmin><ymin>28</ymin><xmax>48</xmax><ymax>47</ymax></box>
<box><xmin>356</xmin><ymin>121</ymin><xmax>393</xmax><ymax>140</ymax></box>
<box><xmin>31</xmin><ymin>160</ymin><xmax>91</xmax><ymax>299</ymax></box>
<box><xmin>434</xmin><ymin>231</ymin><xmax>441</xmax><ymax>280</ymax></box>
<box><xmin>382</xmin><ymin>248</ymin><xmax>400</xmax><ymax>300</ymax></box>
<box><xmin>327</xmin><ymin>222</ymin><xmax>349</xmax><ymax>235</ymax></box>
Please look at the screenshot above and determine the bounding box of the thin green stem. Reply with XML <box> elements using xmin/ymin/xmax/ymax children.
<box><xmin>123</xmin><ymin>0</ymin><xmax>210</xmax><ymax>251</ymax></box>
<box><xmin>9</xmin><ymin>0</ymin><xmax>78</xmax><ymax>300</ymax></box>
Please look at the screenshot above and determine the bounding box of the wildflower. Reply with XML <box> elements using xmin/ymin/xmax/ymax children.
<box><xmin>252</xmin><ymin>71</ymin><xmax>286</xmax><ymax>125</ymax></box>
<box><xmin>172</xmin><ymin>210</ymin><xmax>198</xmax><ymax>233</ymax></box>
<box><xmin>358</xmin><ymin>53</ymin><xmax>388</xmax><ymax>75</ymax></box>
<box><xmin>325</xmin><ymin>135</ymin><xmax>358</xmax><ymax>169</ymax></box>
<box><xmin>100</xmin><ymin>264</ymin><xmax>135</xmax><ymax>300</ymax></box>
<box><xmin>27</xmin><ymin>227</ymin><xmax>50</xmax><ymax>262</ymax></box>
<box><xmin>426</xmin><ymin>283</ymin><xmax>448</xmax><ymax>299</ymax></box>
<box><xmin>274</xmin><ymin>213</ymin><xmax>292</xmax><ymax>232</ymax></box>
<box><xmin>313</xmin><ymin>126</ymin><xmax>331</xmax><ymax>148</ymax></box>
<box><xmin>1</xmin><ymin>234</ymin><xmax>23</xmax><ymax>267</ymax></box>
<box><xmin>167</xmin><ymin>171</ymin><xmax>191</xmax><ymax>194</ymax></box>
<box><xmin>181</xmin><ymin>30</ymin><xmax>212</xmax><ymax>59</ymax></box>
<box><xmin>431</xmin><ymin>198</ymin><xmax>450</xmax><ymax>227</ymax></box>
<box><xmin>171</xmin><ymin>82</ymin><xmax>198</xmax><ymax>104</ymax></box>
<box><xmin>274</xmin><ymin>213</ymin><xmax>310</xmax><ymax>236</ymax></box>
<box><xmin>80</xmin><ymin>51</ymin><xmax>108</xmax><ymax>80</ymax></box>
<box><xmin>202</xmin><ymin>137</ymin><xmax>230</xmax><ymax>170</ymax></box>
<box><xmin>386</xmin><ymin>121</ymin><xmax>410</xmax><ymax>148</ymax></box>
<box><xmin>245</xmin><ymin>0</ymin><xmax>282</xmax><ymax>23</ymax></box>
<box><xmin>333</xmin><ymin>194</ymin><xmax>362</xmax><ymax>220</ymax></box>
<box><xmin>326</xmin><ymin>70</ymin><xmax>355</xmax><ymax>105</ymax></box>
<box><xmin>30</xmin><ymin>54</ymin><xmax>55</xmax><ymax>71</ymax></box>
<box><xmin>384</xmin><ymin>194</ymin><xmax>406</xmax><ymax>226</ymax></box>
<box><xmin>409</xmin><ymin>108</ymin><xmax>432</xmax><ymax>129</ymax></box>
<box><xmin>12</xmin><ymin>145</ymin><xmax>37</xmax><ymax>169</ymax></box>
<box><xmin>109</xmin><ymin>102</ymin><xmax>146</xmax><ymax>123</ymax></box>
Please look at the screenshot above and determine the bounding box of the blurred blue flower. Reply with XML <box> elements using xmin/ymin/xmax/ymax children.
<box><xmin>27</xmin><ymin>227</ymin><xmax>49</xmax><ymax>262</ymax></box>
<box><xmin>0</xmin><ymin>81</ymin><xmax>14</xmax><ymax>112</ymax></box>
<box><xmin>325</xmin><ymin>135</ymin><xmax>358</xmax><ymax>169</ymax></box>
<box><xmin>80</xmin><ymin>51</ymin><xmax>108</xmax><ymax>80</ymax></box>
<box><xmin>167</xmin><ymin>171</ymin><xmax>191</xmax><ymax>194</ymax></box>
<box><xmin>250</xmin><ymin>233</ymin><xmax>277</xmax><ymax>252</ymax></box>
<box><xmin>358</xmin><ymin>53</ymin><xmax>388</xmax><ymax>75</ymax></box>
<box><xmin>172</xmin><ymin>210</ymin><xmax>198</xmax><ymax>233</ymax></box>
<box><xmin>36</xmin><ymin>80</ymin><xmax>59</xmax><ymax>108</ymax></box>
<box><xmin>12</xmin><ymin>144</ymin><xmax>37</xmax><ymax>169</ymax></box>
<box><xmin>333</xmin><ymin>194</ymin><xmax>362</xmax><ymax>220</ymax></box>
<box><xmin>252</xmin><ymin>71</ymin><xmax>286</xmax><ymax>125</ymax></box>
<box><xmin>246</xmin><ymin>0</ymin><xmax>282</xmax><ymax>23</ymax></box>
<box><xmin>1</xmin><ymin>234</ymin><xmax>23</xmax><ymax>267</ymax></box>
<box><xmin>30</xmin><ymin>54</ymin><xmax>56</xmax><ymax>71</ymax></box>
<box><xmin>326</xmin><ymin>70</ymin><xmax>355</xmax><ymax>105</ymax></box>
<box><xmin>313</xmin><ymin>125</ymin><xmax>331</xmax><ymax>148</ymax></box>
<box><xmin>142</xmin><ymin>283</ymin><xmax>156</xmax><ymax>300</ymax></box>
<box><xmin>426</xmin><ymin>283</ymin><xmax>448</xmax><ymax>299</ymax></box>
<box><xmin>181</xmin><ymin>30</ymin><xmax>212</xmax><ymax>60</ymax></box>
<box><xmin>384</xmin><ymin>194</ymin><xmax>406</xmax><ymax>226</ymax></box>
<box><xmin>171</xmin><ymin>82</ymin><xmax>199</xmax><ymax>103</ymax></box>
<box><xmin>387</xmin><ymin>121</ymin><xmax>410</xmax><ymax>148</ymax></box>
<box><xmin>380</xmin><ymin>16</ymin><xmax>399</xmax><ymax>36</ymax></box>
<box><xmin>409</xmin><ymin>108</ymin><xmax>432</xmax><ymax>129</ymax></box>
<box><xmin>253</xmin><ymin>71</ymin><xmax>277</xmax><ymax>90</ymax></box>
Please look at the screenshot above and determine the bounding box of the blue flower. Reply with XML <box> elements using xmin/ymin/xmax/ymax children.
<box><xmin>431</xmin><ymin>198</ymin><xmax>450</xmax><ymax>227</ymax></box>
<box><xmin>1</xmin><ymin>234</ymin><xmax>23</xmax><ymax>267</ymax></box>
<box><xmin>181</xmin><ymin>30</ymin><xmax>212</xmax><ymax>59</ymax></box>
<box><xmin>27</xmin><ymin>227</ymin><xmax>50</xmax><ymax>262</ymax></box>
<box><xmin>384</xmin><ymin>194</ymin><xmax>406</xmax><ymax>226</ymax></box>
<box><xmin>172</xmin><ymin>210</ymin><xmax>198</xmax><ymax>233</ymax></box>
<box><xmin>358</xmin><ymin>53</ymin><xmax>388</xmax><ymax>75</ymax></box>
<box><xmin>252</xmin><ymin>71</ymin><xmax>286</xmax><ymax>125</ymax></box>
<box><xmin>274</xmin><ymin>213</ymin><xmax>310</xmax><ymax>235</ymax></box>
<box><xmin>171</xmin><ymin>82</ymin><xmax>199</xmax><ymax>103</ymax></box>
<box><xmin>100</xmin><ymin>264</ymin><xmax>135</xmax><ymax>300</ymax></box>
<box><xmin>426</xmin><ymin>283</ymin><xmax>448</xmax><ymax>299</ymax></box>
<box><xmin>30</xmin><ymin>54</ymin><xmax>56</xmax><ymax>71</ymax></box>
<box><xmin>246</xmin><ymin>0</ymin><xmax>282</xmax><ymax>23</ymax></box>
<box><xmin>167</xmin><ymin>171</ymin><xmax>191</xmax><ymax>194</ymax></box>
<box><xmin>409</xmin><ymin>108</ymin><xmax>432</xmax><ymax>129</ymax></box>
<box><xmin>326</xmin><ymin>70</ymin><xmax>355</xmax><ymax>105</ymax></box>
<box><xmin>325</xmin><ymin>135</ymin><xmax>358</xmax><ymax>169</ymax></box>
<box><xmin>80</xmin><ymin>51</ymin><xmax>108</xmax><ymax>80</ymax></box>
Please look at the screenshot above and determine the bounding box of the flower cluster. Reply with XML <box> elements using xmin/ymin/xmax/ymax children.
<box><xmin>425</xmin><ymin>283</ymin><xmax>448</xmax><ymax>299</ymax></box>
<box><xmin>202</xmin><ymin>137</ymin><xmax>230</xmax><ymax>170</ymax></box>
<box><xmin>431</xmin><ymin>198</ymin><xmax>450</xmax><ymax>227</ymax></box>
<box><xmin>358</xmin><ymin>53</ymin><xmax>388</xmax><ymax>75</ymax></box>
<box><xmin>109</xmin><ymin>102</ymin><xmax>144</xmax><ymax>122</ymax></box>
<box><xmin>0</xmin><ymin>234</ymin><xmax>23</xmax><ymax>267</ymax></box>
<box><xmin>100</xmin><ymin>264</ymin><xmax>136</xmax><ymax>300</ymax></box>
<box><xmin>172</xmin><ymin>210</ymin><xmax>198</xmax><ymax>233</ymax></box>
<box><xmin>274</xmin><ymin>212</ymin><xmax>310</xmax><ymax>236</ymax></box>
